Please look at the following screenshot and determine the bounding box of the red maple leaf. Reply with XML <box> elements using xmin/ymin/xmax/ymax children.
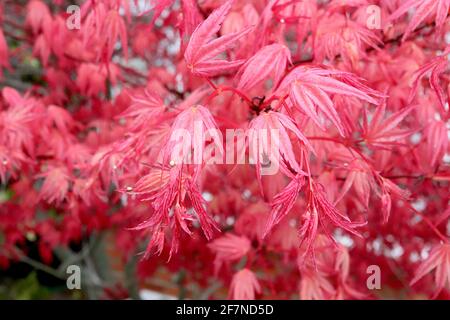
<box><xmin>389</xmin><ymin>0</ymin><xmax>450</xmax><ymax>41</ymax></box>
<box><xmin>184</xmin><ymin>0</ymin><xmax>253</xmax><ymax>77</ymax></box>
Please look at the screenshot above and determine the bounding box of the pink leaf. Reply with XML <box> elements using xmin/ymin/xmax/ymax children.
<box><xmin>236</xmin><ymin>43</ymin><xmax>292</xmax><ymax>91</ymax></box>
<box><xmin>184</xmin><ymin>1</ymin><xmax>253</xmax><ymax>77</ymax></box>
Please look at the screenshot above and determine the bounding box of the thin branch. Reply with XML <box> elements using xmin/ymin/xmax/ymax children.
<box><xmin>19</xmin><ymin>254</ymin><xmax>65</xmax><ymax>280</ymax></box>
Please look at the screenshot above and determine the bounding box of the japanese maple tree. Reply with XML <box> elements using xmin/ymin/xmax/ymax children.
<box><xmin>0</xmin><ymin>0</ymin><xmax>449</xmax><ymax>300</ymax></box>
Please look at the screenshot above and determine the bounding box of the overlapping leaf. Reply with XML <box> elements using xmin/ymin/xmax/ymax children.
<box><xmin>236</xmin><ymin>43</ymin><xmax>291</xmax><ymax>91</ymax></box>
<box><xmin>276</xmin><ymin>67</ymin><xmax>381</xmax><ymax>136</ymax></box>
<box><xmin>184</xmin><ymin>0</ymin><xmax>253</xmax><ymax>77</ymax></box>
<box><xmin>362</xmin><ymin>103</ymin><xmax>416</xmax><ymax>148</ymax></box>
<box><xmin>389</xmin><ymin>0</ymin><xmax>450</xmax><ymax>41</ymax></box>
<box><xmin>409</xmin><ymin>47</ymin><xmax>450</xmax><ymax>116</ymax></box>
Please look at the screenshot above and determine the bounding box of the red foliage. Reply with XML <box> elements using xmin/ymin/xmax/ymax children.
<box><xmin>0</xmin><ymin>0</ymin><xmax>449</xmax><ymax>300</ymax></box>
